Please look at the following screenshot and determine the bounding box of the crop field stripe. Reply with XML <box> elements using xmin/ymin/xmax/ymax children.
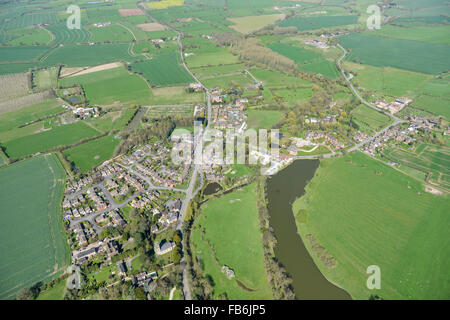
<box><xmin>0</xmin><ymin>154</ymin><xmax>68</xmax><ymax>299</ymax></box>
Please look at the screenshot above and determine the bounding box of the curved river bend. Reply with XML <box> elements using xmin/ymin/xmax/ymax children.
<box><xmin>266</xmin><ymin>160</ymin><xmax>351</xmax><ymax>300</ymax></box>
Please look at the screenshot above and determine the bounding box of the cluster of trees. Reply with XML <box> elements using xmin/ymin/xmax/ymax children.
<box><xmin>232</xmin><ymin>38</ymin><xmax>297</xmax><ymax>75</ymax></box>
<box><xmin>252</xmin><ymin>25</ymin><xmax>298</xmax><ymax>36</ymax></box>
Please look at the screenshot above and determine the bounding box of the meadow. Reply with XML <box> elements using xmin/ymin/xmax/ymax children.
<box><xmin>33</xmin><ymin>67</ymin><xmax>58</xmax><ymax>89</ymax></box>
<box><xmin>0</xmin><ymin>154</ymin><xmax>69</xmax><ymax>300</ymax></box>
<box><xmin>3</xmin><ymin>121</ymin><xmax>100</xmax><ymax>159</ymax></box>
<box><xmin>343</xmin><ymin>62</ymin><xmax>433</xmax><ymax>98</ymax></box>
<box><xmin>412</xmin><ymin>95</ymin><xmax>450</xmax><ymax>120</ymax></box>
<box><xmin>292</xmin><ymin>152</ymin><xmax>450</xmax><ymax>299</ymax></box>
<box><xmin>267</xmin><ymin>43</ymin><xmax>339</xmax><ymax>78</ymax></box>
<box><xmin>246</xmin><ymin>110</ymin><xmax>283</xmax><ymax>129</ymax></box>
<box><xmin>63</xmin><ymin>135</ymin><xmax>121</xmax><ymax>173</ymax></box>
<box><xmin>87</xmin><ymin>108</ymin><xmax>137</xmax><ymax>132</ymax></box>
<box><xmin>148</xmin><ymin>86</ymin><xmax>204</xmax><ymax>105</ymax></box>
<box><xmin>130</xmin><ymin>52</ymin><xmax>194</xmax><ymax>86</ymax></box>
<box><xmin>228</xmin><ymin>14</ymin><xmax>285</xmax><ymax>34</ymax></box>
<box><xmin>0</xmin><ymin>99</ymin><xmax>64</xmax><ymax>137</ymax></box>
<box><xmin>60</xmin><ymin>65</ymin><xmax>152</xmax><ymax>106</ymax></box>
<box><xmin>351</xmin><ymin>104</ymin><xmax>391</xmax><ymax>132</ymax></box>
<box><xmin>185</xmin><ymin>47</ymin><xmax>240</xmax><ymax>69</ymax></box>
<box><xmin>339</xmin><ymin>33</ymin><xmax>450</xmax><ymax>74</ymax></box>
<box><xmin>191</xmin><ymin>183</ymin><xmax>273</xmax><ymax>299</ymax></box>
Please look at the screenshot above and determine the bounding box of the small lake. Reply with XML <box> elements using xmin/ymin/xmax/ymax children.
<box><xmin>266</xmin><ymin>160</ymin><xmax>351</xmax><ymax>300</ymax></box>
<box><xmin>203</xmin><ymin>182</ymin><xmax>223</xmax><ymax>196</ymax></box>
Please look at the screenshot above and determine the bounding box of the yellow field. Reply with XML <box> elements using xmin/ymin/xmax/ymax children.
<box><xmin>146</xmin><ymin>0</ymin><xmax>184</xmax><ymax>10</ymax></box>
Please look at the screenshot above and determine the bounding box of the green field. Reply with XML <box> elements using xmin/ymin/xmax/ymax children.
<box><xmin>340</xmin><ymin>33</ymin><xmax>450</xmax><ymax>74</ymax></box>
<box><xmin>2</xmin><ymin>121</ymin><xmax>100</xmax><ymax>159</ymax></box>
<box><xmin>0</xmin><ymin>46</ymin><xmax>51</xmax><ymax>63</ymax></box>
<box><xmin>42</xmin><ymin>43</ymin><xmax>136</xmax><ymax>67</ymax></box>
<box><xmin>0</xmin><ymin>99</ymin><xmax>64</xmax><ymax>136</ymax></box>
<box><xmin>351</xmin><ymin>104</ymin><xmax>391</xmax><ymax>132</ymax></box>
<box><xmin>33</xmin><ymin>67</ymin><xmax>58</xmax><ymax>89</ymax></box>
<box><xmin>46</xmin><ymin>23</ymin><xmax>92</xmax><ymax>44</ymax></box>
<box><xmin>268</xmin><ymin>42</ymin><xmax>340</xmax><ymax>78</ymax></box>
<box><xmin>148</xmin><ymin>86</ymin><xmax>205</xmax><ymax>105</ymax></box>
<box><xmin>367</xmin><ymin>25</ymin><xmax>450</xmax><ymax>45</ymax></box>
<box><xmin>383</xmin><ymin>143</ymin><xmax>450</xmax><ymax>191</ymax></box>
<box><xmin>63</xmin><ymin>135</ymin><xmax>121</xmax><ymax>173</ymax></box>
<box><xmin>185</xmin><ymin>47</ymin><xmax>240</xmax><ymax>69</ymax></box>
<box><xmin>228</xmin><ymin>14</ymin><xmax>285</xmax><ymax>34</ymax></box>
<box><xmin>247</xmin><ymin>110</ymin><xmax>283</xmax><ymax>129</ymax></box>
<box><xmin>87</xmin><ymin>108</ymin><xmax>137</xmax><ymax>132</ymax></box>
<box><xmin>412</xmin><ymin>95</ymin><xmax>450</xmax><ymax>120</ymax></box>
<box><xmin>36</xmin><ymin>279</ymin><xmax>66</xmax><ymax>300</ymax></box>
<box><xmin>191</xmin><ymin>183</ymin><xmax>273</xmax><ymax>299</ymax></box>
<box><xmin>0</xmin><ymin>154</ymin><xmax>69</xmax><ymax>299</ymax></box>
<box><xmin>292</xmin><ymin>152</ymin><xmax>450</xmax><ymax>299</ymax></box>
<box><xmin>130</xmin><ymin>52</ymin><xmax>194</xmax><ymax>86</ymax></box>
<box><xmin>279</xmin><ymin>15</ymin><xmax>358</xmax><ymax>31</ymax></box>
<box><xmin>343</xmin><ymin>62</ymin><xmax>433</xmax><ymax>98</ymax></box>
<box><xmin>60</xmin><ymin>65</ymin><xmax>152</xmax><ymax>106</ymax></box>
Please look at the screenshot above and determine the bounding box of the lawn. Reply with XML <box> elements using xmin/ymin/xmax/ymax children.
<box><xmin>292</xmin><ymin>151</ymin><xmax>450</xmax><ymax>299</ymax></box>
<box><xmin>2</xmin><ymin>121</ymin><xmax>100</xmax><ymax>159</ymax></box>
<box><xmin>130</xmin><ymin>52</ymin><xmax>194</xmax><ymax>86</ymax></box>
<box><xmin>339</xmin><ymin>33</ymin><xmax>450</xmax><ymax>74</ymax></box>
<box><xmin>63</xmin><ymin>135</ymin><xmax>121</xmax><ymax>173</ymax></box>
<box><xmin>191</xmin><ymin>183</ymin><xmax>273</xmax><ymax>299</ymax></box>
<box><xmin>247</xmin><ymin>110</ymin><xmax>283</xmax><ymax>129</ymax></box>
<box><xmin>36</xmin><ymin>279</ymin><xmax>66</xmax><ymax>300</ymax></box>
<box><xmin>60</xmin><ymin>65</ymin><xmax>152</xmax><ymax>106</ymax></box>
<box><xmin>0</xmin><ymin>154</ymin><xmax>69</xmax><ymax>299</ymax></box>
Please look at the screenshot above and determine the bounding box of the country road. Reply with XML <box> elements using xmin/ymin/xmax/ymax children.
<box><xmin>138</xmin><ymin>2</ymin><xmax>215</xmax><ymax>300</ymax></box>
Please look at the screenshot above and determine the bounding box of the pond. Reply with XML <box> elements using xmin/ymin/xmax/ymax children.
<box><xmin>203</xmin><ymin>182</ymin><xmax>223</xmax><ymax>196</ymax></box>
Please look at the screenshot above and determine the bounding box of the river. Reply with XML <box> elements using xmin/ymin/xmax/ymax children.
<box><xmin>266</xmin><ymin>159</ymin><xmax>351</xmax><ymax>300</ymax></box>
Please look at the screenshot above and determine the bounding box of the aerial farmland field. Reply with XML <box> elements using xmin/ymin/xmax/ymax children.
<box><xmin>339</xmin><ymin>33</ymin><xmax>450</xmax><ymax>74</ymax></box>
<box><xmin>0</xmin><ymin>154</ymin><xmax>69</xmax><ymax>300</ymax></box>
<box><xmin>45</xmin><ymin>22</ymin><xmax>92</xmax><ymax>44</ymax></box>
<box><xmin>60</xmin><ymin>65</ymin><xmax>152</xmax><ymax>106</ymax></box>
<box><xmin>2</xmin><ymin>121</ymin><xmax>101</xmax><ymax>159</ymax></box>
<box><xmin>191</xmin><ymin>183</ymin><xmax>273</xmax><ymax>299</ymax></box>
<box><xmin>268</xmin><ymin>42</ymin><xmax>339</xmax><ymax>78</ymax></box>
<box><xmin>63</xmin><ymin>135</ymin><xmax>121</xmax><ymax>173</ymax></box>
<box><xmin>130</xmin><ymin>52</ymin><xmax>194</xmax><ymax>86</ymax></box>
<box><xmin>293</xmin><ymin>152</ymin><xmax>450</xmax><ymax>299</ymax></box>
